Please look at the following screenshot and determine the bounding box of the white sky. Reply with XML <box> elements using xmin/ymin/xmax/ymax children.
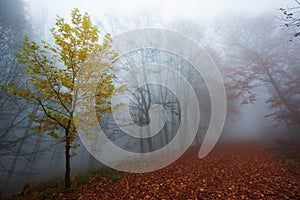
<box><xmin>27</xmin><ymin>0</ymin><xmax>296</xmax><ymax>22</ymax></box>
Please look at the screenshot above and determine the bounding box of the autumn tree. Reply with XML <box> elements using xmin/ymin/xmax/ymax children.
<box><xmin>4</xmin><ymin>9</ymin><xmax>117</xmax><ymax>188</ymax></box>
<box><xmin>215</xmin><ymin>15</ymin><xmax>300</xmax><ymax>144</ymax></box>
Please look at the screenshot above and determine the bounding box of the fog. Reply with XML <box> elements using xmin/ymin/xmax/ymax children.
<box><xmin>28</xmin><ymin>0</ymin><xmax>290</xmax><ymax>20</ymax></box>
<box><xmin>1</xmin><ymin>0</ymin><xmax>299</xmax><ymax>197</ymax></box>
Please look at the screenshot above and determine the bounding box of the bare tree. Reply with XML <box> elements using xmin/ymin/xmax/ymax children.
<box><xmin>215</xmin><ymin>15</ymin><xmax>300</xmax><ymax>144</ymax></box>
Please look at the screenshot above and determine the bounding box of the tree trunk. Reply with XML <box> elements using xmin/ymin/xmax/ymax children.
<box><xmin>284</xmin><ymin>120</ymin><xmax>294</xmax><ymax>149</ymax></box>
<box><xmin>64</xmin><ymin>130</ymin><xmax>71</xmax><ymax>188</ymax></box>
<box><xmin>2</xmin><ymin>105</ymin><xmax>38</xmax><ymax>190</ymax></box>
<box><xmin>264</xmin><ymin>66</ymin><xmax>300</xmax><ymax>123</ymax></box>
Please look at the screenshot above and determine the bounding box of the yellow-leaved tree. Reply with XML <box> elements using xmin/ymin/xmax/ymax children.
<box><xmin>5</xmin><ymin>9</ymin><xmax>117</xmax><ymax>188</ymax></box>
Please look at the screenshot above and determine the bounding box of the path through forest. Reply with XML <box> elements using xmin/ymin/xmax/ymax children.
<box><xmin>15</xmin><ymin>143</ymin><xmax>300</xmax><ymax>199</ymax></box>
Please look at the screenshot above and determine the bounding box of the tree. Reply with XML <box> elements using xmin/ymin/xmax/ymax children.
<box><xmin>0</xmin><ymin>0</ymin><xmax>32</xmax><ymax>176</ymax></box>
<box><xmin>215</xmin><ymin>15</ymin><xmax>300</xmax><ymax>144</ymax></box>
<box><xmin>4</xmin><ymin>8</ymin><xmax>117</xmax><ymax>188</ymax></box>
<box><xmin>0</xmin><ymin>0</ymin><xmax>28</xmax><ymax>145</ymax></box>
<box><xmin>280</xmin><ymin>0</ymin><xmax>300</xmax><ymax>38</ymax></box>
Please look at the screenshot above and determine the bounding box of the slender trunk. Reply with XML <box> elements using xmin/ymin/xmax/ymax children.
<box><xmin>21</xmin><ymin>130</ymin><xmax>42</xmax><ymax>180</ymax></box>
<box><xmin>65</xmin><ymin>129</ymin><xmax>71</xmax><ymax>188</ymax></box>
<box><xmin>171</xmin><ymin>105</ymin><xmax>175</xmax><ymax>139</ymax></box>
<box><xmin>140</xmin><ymin>138</ymin><xmax>144</xmax><ymax>153</ymax></box>
<box><xmin>164</xmin><ymin>123</ymin><xmax>169</xmax><ymax>146</ymax></box>
<box><xmin>140</xmin><ymin>88</ymin><xmax>153</xmax><ymax>152</ymax></box>
<box><xmin>147</xmin><ymin>128</ymin><xmax>153</xmax><ymax>152</ymax></box>
<box><xmin>138</xmin><ymin>106</ymin><xmax>145</xmax><ymax>153</ymax></box>
<box><xmin>284</xmin><ymin>120</ymin><xmax>294</xmax><ymax>148</ymax></box>
<box><xmin>146</xmin><ymin>110</ymin><xmax>153</xmax><ymax>152</ymax></box>
<box><xmin>3</xmin><ymin>106</ymin><xmax>37</xmax><ymax>189</ymax></box>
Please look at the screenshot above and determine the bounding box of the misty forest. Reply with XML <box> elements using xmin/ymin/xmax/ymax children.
<box><xmin>0</xmin><ymin>0</ymin><xmax>299</xmax><ymax>199</ymax></box>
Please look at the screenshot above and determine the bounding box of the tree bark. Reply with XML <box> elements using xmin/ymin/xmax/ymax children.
<box><xmin>64</xmin><ymin>129</ymin><xmax>71</xmax><ymax>188</ymax></box>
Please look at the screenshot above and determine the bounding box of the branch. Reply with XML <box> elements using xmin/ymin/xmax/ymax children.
<box><xmin>38</xmin><ymin>99</ymin><xmax>67</xmax><ymax>129</ymax></box>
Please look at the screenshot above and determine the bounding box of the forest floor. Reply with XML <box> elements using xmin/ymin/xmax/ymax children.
<box><xmin>8</xmin><ymin>142</ymin><xmax>300</xmax><ymax>200</ymax></box>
